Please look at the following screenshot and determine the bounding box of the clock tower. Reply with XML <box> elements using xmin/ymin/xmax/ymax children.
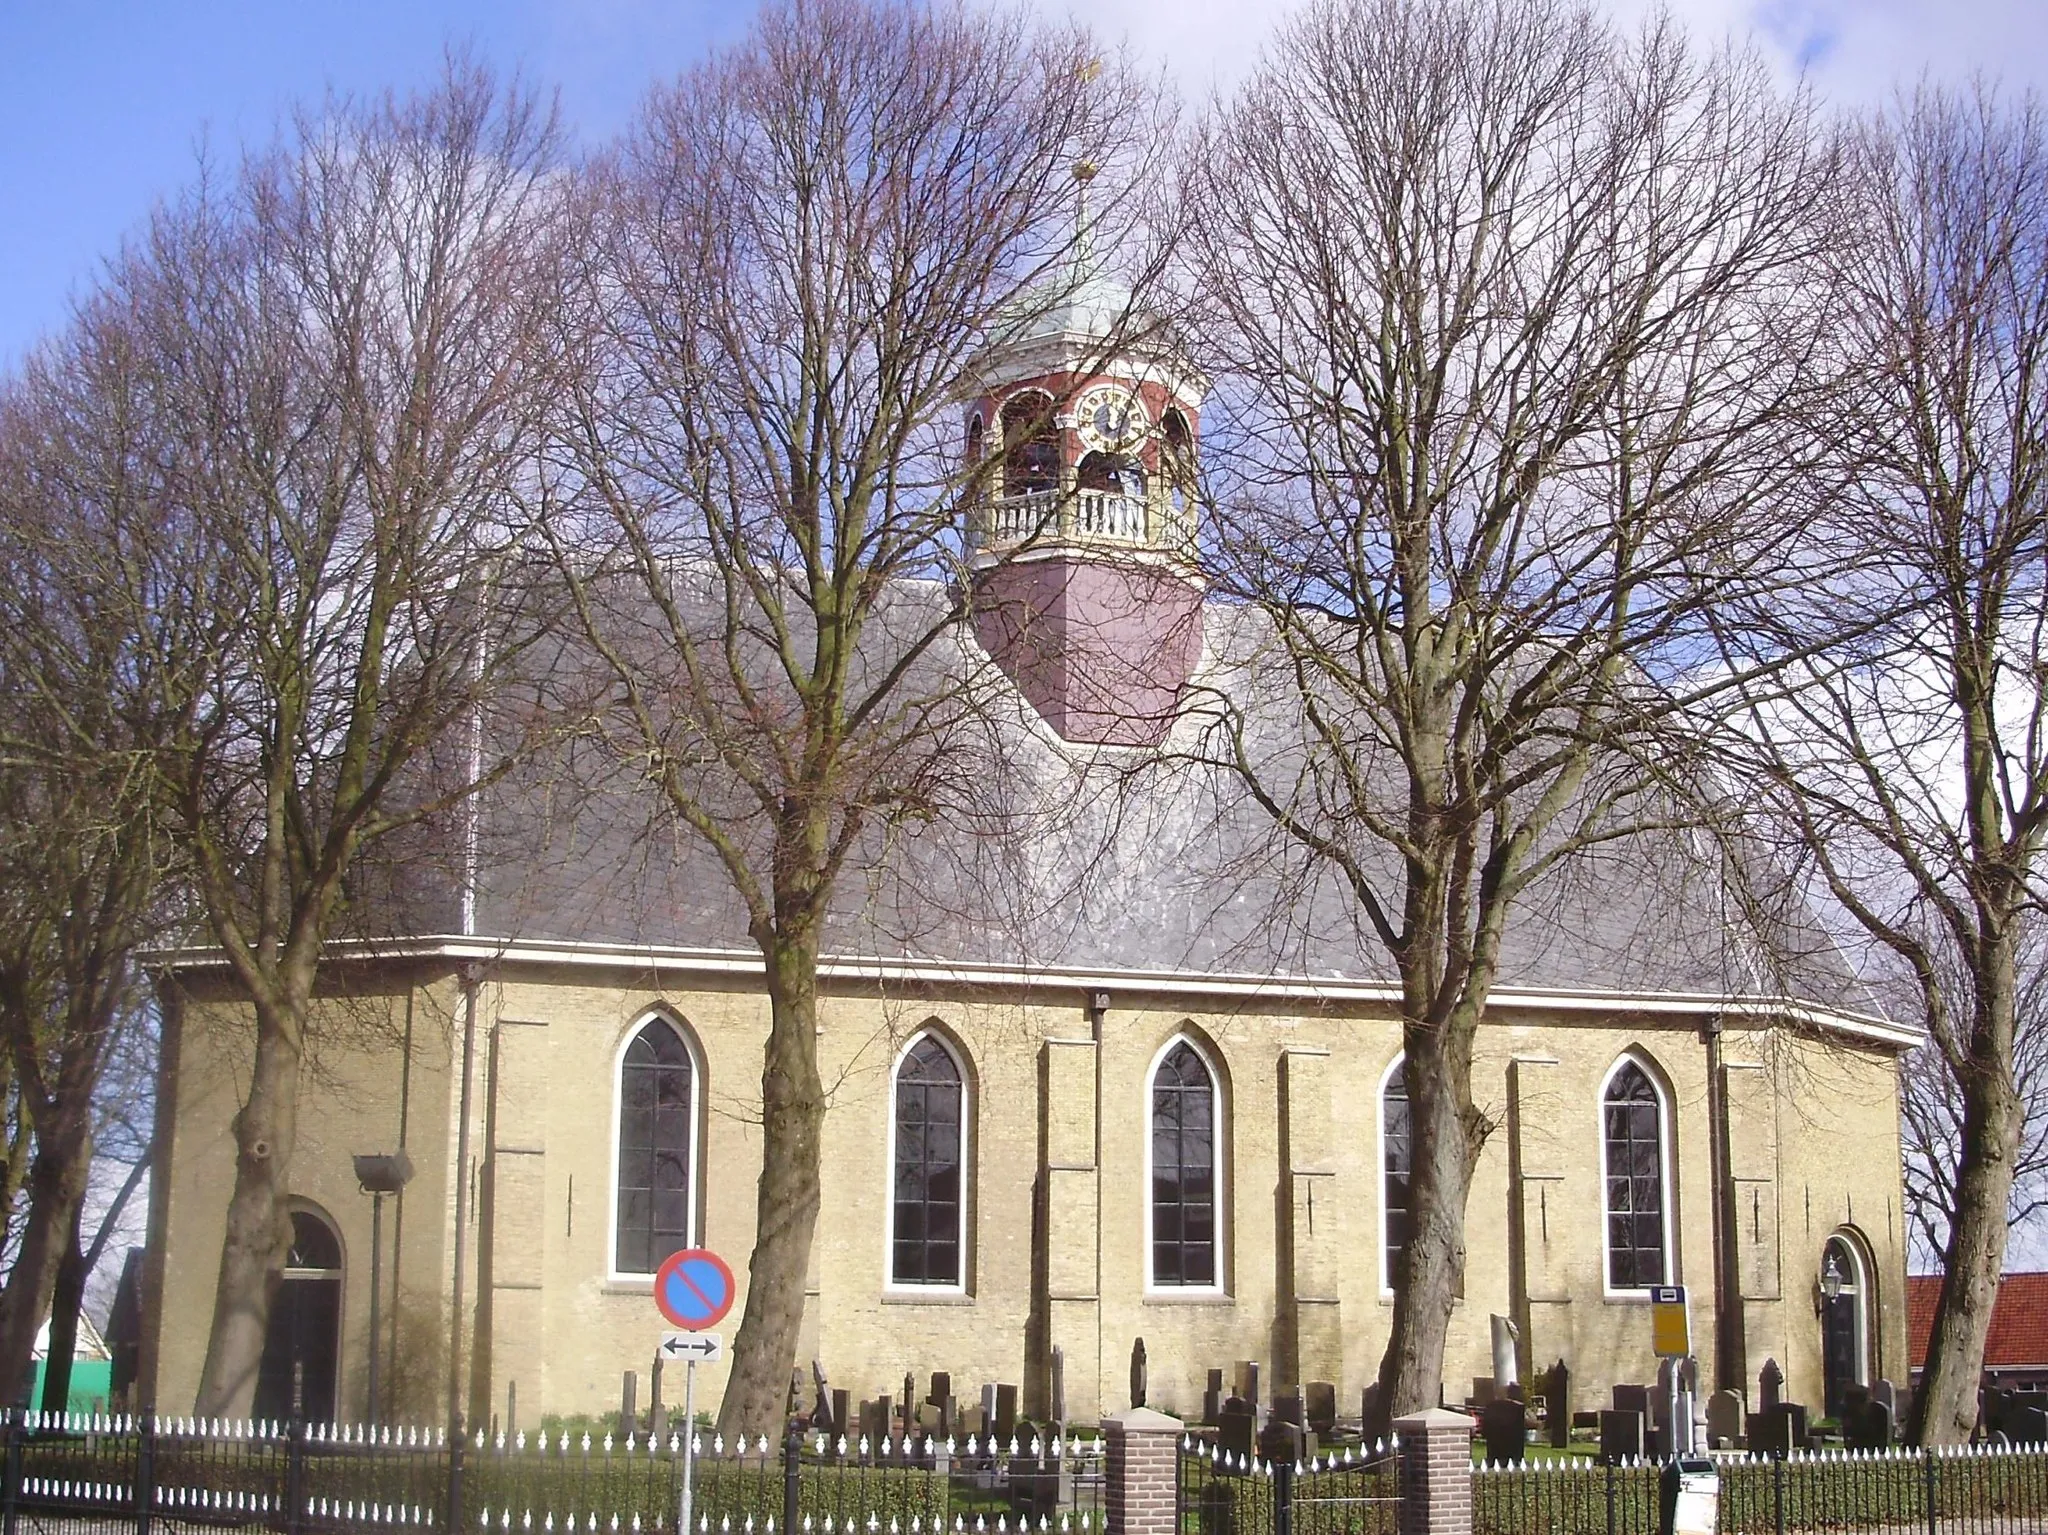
<box><xmin>962</xmin><ymin>263</ymin><xmax>1205</xmax><ymax>748</ymax></box>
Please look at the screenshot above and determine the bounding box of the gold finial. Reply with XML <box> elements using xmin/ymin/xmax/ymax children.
<box><xmin>1078</xmin><ymin>57</ymin><xmax>1103</xmax><ymax>84</ymax></box>
<box><xmin>1072</xmin><ymin>160</ymin><xmax>1100</xmax><ymax>183</ymax></box>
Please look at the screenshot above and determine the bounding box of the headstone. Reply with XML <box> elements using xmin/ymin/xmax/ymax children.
<box><xmin>1872</xmin><ymin>1379</ymin><xmax>1899</xmax><ymax>1419</ymax></box>
<box><xmin>1218</xmin><ymin>1395</ymin><xmax>1256</xmax><ymax>1468</ymax></box>
<box><xmin>1273</xmin><ymin>1389</ymin><xmax>1305</xmax><ymax>1428</ymax></box>
<box><xmin>877</xmin><ymin>1394</ymin><xmax>896</xmax><ymax>1448</ymax></box>
<box><xmin>917</xmin><ymin>1402</ymin><xmax>942</xmax><ymax>1432</ymax></box>
<box><xmin>1360</xmin><ymin>1383</ymin><xmax>1383</xmax><ymax>1437</ymax></box>
<box><xmin>622</xmin><ymin>1371</ymin><xmax>637</xmax><ymax>1435</ymax></box>
<box><xmin>904</xmin><ymin>1374</ymin><xmax>917</xmax><ymax>1420</ymax></box>
<box><xmin>1490</xmin><ymin>1314</ymin><xmax>1521</xmax><ymax>1394</ymax></box>
<box><xmin>1257</xmin><ymin>1415</ymin><xmax>1305</xmax><ymax>1467</ymax></box>
<box><xmin>981</xmin><ymin>1383</ymin><xmax>999</xmax><ymax>1436</ymax></box>
<box><xmin>995</xmin><ymin>1383</ymin><xmax>1019</xmax><ymax>1444</ymax></box>
<box><xmin>1613</xmin><ymin>1384</ymin><xmax>1655</xmax><ymax>1425</ymax></box>
<box><xmin>1706</xmin><ymin>1390</ymin><xmax>1743</xmax><ymax>1450</ymax></box>
<box><xmin>1747</xmin><ymin>1410</ymin><xmax>1791</xmax><ymax>1457</ymax></box>
<box><xmin>1131</xmin><ymin>1337</ymin><xmax>1148</xmax><ymax>1410</ymax></box>
<box><xmin>1759</xmin><ymin>1359</ymin><xmax>1783</xmax><ymax>1413</ymax></box>
<box><xmin>649</xmin><ymin>1356</ymin><xmax>666</xmax><ymax>1439</ymax></box>
<box><xmin>1846</xmin><ymin>1397</ymin><xmax>1892</xmax><ymax>1449</ymax></box>
<box><xmin>1784</xmin><ymin>1402</ymin><xmax>1809</xmax><ymax>1448</ymax></box>
<box><xmin>961</xmin><ymin>1405</ymin><xmax>985</xmax><ymax>1436</ymax></box>
<box><xmin>1306</xmin><ymin>1382</ymin><xmax>1338</xmax><ymax>1436</ymax></box>
<box><xmin>810</xmin><ymin>1362</ymin><xmax>834</xmax><ymax>1433</ymax></box>
<box><xmin>1470</xmin><ymin>1377</ymin><xmax>1497</xmax><ymax>1408</ymax></box>
<box><xmin>1203</xmin><ymin>1369</ymin><xmax>1225</xmax><ymax>1427</ymax></box>
<box><xmin>1050</xmin><ymin>1348</ymin><xmax>1066</xmax><ymax>1427</ymax></box>
<box><xmin>1546</xmin><ymin>1361</ymin><xmax>1572</xmax><ymax>1449</ymax></box>
<box><xmin>930</xmin><ymin>1372</ymin><xmax>951</xmax><ymax>1408</ymax></box>
<box><xmin>1598</xmin><ymin>1409</ymin><xmax>1645</xmax><ymax>1465</ymax></box>
<box><xmin>1479</xmin><ymin>1398</ymin><xmax>1528</xmax><ymax>1464</ymax></box>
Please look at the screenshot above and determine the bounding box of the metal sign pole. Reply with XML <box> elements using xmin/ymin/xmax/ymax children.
<box><xmin>679</xmin><ymin>1359</ymin><xmax>698</xmax><ymax>1535</ymax></box>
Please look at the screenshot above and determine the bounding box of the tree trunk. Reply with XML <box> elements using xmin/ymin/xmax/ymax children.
<box><xmin>1370</xmin><ymin>1016</ymin><xmax>1481</xmax><ymax>1438</ymax></box>
<box><xmin>716</xmin><ymin>932</ymin><xmax>826</xmax><ymax>1439</ymax></box>
<box><xmin>193</xmin><ymin>1009</ymin><xmax>303</xmax><ymax>1417</ymax></box>
<box><xmin>0</xmin><ymin>1120</ymin><xmax>93</xmax><ymax>1410</ymax></box>
<box><xmin>38</xmin><ymin>1204</ymin><xmax>87</xmax><ymax>1416</ymax></box>
<box><xmin>1912</xmin><ymin>1040</ymin><xmax>2023</xmax><ymax>1444</ymax></box>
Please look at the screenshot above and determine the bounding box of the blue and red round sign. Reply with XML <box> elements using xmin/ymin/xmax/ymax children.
<box><xmin>654</xmin><ymin>1248</ymin><xmax>735</xmax><ymax>1331</ymax></box>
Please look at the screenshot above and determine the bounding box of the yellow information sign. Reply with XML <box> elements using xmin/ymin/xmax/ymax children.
<box><xmin>1650</xmin><ymin>1285</ymin><xmax>1691</xmax><ymax>1357</ymax></box>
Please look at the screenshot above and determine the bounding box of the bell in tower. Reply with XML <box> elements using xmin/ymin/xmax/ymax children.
<box><xmin>962</xmin><ymin>235</ymin><xmax>1205</xmax><ymax>748</ymax></box>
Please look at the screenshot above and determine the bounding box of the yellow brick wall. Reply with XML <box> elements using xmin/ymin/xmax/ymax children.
<box><xmin>146</xmin><ymin>964</ymin><xmax>1909</xmax><ymax>1434</ymax></box>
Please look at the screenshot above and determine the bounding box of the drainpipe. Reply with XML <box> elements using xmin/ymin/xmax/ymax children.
<box><xmin>1705</xmin><ymin>1012</ymin><xmax>1746</xmax><ymax>1395</ymax></box>
<box><xmin>448</xmin><ymin>965</ymin><xmax>481</xmax><ymax>1433</ymax></box>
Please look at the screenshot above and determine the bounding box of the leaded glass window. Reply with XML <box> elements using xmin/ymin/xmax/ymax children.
<box><xmin>1151</xmin><ymin>1041</ymin><xmax>1217</xmax><ymax>1287</ymax></box>
<box><xmin>892</xmin><ymin>1035</ymin><xmax>964</xmax><ymax>1286</ymax></box>
<box><xmin>615</xmin><ymin>1019</ymin><xmax>694</xmax><ymax>1275</ymax></box>
<box><xmin>1603</xmin><ymin>1060</ymin><xmax>1667</xmax><ymax>1289</ymax></box>
<box><xmin>1383</xmin><ymin>1059</ymin><xmax>1411</xmax><ymax>1285</ymax></box>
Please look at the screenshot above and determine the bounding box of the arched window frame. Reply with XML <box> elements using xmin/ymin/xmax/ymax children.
<box><xmin>1823</xmin><ymin>1229</ymin><xmax>1875</xmax><ymax>1390</ymax></box>
<box><xmin>883</xmin><ymin>1026</ymin><xmax>973</xmax><ymax>1295</ymax></box>
<box><xmin>1377</xmin><ymin>1051</ymin><xmax>1410</xmax><ymax>1297</ymax></box>
<box><xmin>1598</xmin><ymin>1051</ymin><xmax>1675</xmax><ymax>1297</ymax></box>
<box><xmin>1143</xmin><ymin>1032</ymin><xmax>1227</xmax><ymax>1295</ymax></box>
<box><xmin>607</xmin><ymin>1010</ymin><xmax>704</xmax><ymax>1283</ymax></box>
<box><xmin>998</xmin><ymin>390</ymin><xmax>1060</xmax><ymax>500</ymax></box>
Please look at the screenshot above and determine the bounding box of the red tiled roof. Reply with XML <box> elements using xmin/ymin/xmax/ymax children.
<box><xmin>1909</xmin><ymin>1273</ymin><xmax>2048</xmax><ymax>1370</ymax></box>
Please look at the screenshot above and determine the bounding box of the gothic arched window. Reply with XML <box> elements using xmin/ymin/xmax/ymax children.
<box><xmin>891</xmin><ymin>1033</ymin><xmax>967</xmax><ymax>1288</ymax></box>
<box><xmin>614</xmin><ymin>1016</ymin><xmax>697</xmax><ymax>1277</ymax></box>
<box><xmin>1382</xmin><ymin>1056</ymin><xmax>1411</xmax><ymax>1289</ymax></box>
<box><xmin>1602</xmin><ymin>1058</ymin><xmax>1670</xmax><ymax>1290</ymax></box>
<box><xmin>1150</xmin><ymin>1040</ymin><xmax>1219</xmax><ymax>1288</ymax></box>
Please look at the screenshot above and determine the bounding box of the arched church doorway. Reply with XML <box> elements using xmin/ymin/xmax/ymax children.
<box><xmin>1819</xmin><ymin>1232</ymin><xmax>1871</xmax><ymax>1418</ymax></box>
<box><xmin>254</xmin><ymin>1207</ymin><xmax>343</xmax><ymax>1421</ymax></box>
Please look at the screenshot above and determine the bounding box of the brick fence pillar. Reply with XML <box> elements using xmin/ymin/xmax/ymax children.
<box><xmin>1393</xmin><ymin>1407</ymin><xmax>1474</xmax><ymax>1535</ymax></box>
<box><xmin>1103</xmin><ymin>1406</ymin><xmax>1183</xmax><ymax>1535</ymax></box>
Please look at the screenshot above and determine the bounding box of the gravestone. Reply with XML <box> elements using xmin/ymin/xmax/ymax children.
<box><xmin>1783</xmin><ymin>1402</ymin><xmax>1809</xmax><ymax>1448</ymax></box>
<box><xmin>1236</xmin><ymin>1361</ymin><xmax>1262</xmax><ymax>1425</ymax></box>
<box><xmin>1598</xmin><ymin>1409</ymin><xmax>1645</xmax><ymax>1465</ymax></box>
<box><xmin>1872</xmin><ymin>1379</ymin><xmax>1899</xmax><ymax>1419</ymax></box>
<box><xmin>1306</xmin><ymin>1382</ymin><xmax>1338</xmax><ymax>1437</ymax></box>
<box><xmin>812</xmin><ymin>1362</ymin><xmax>834</xmax><ymax>1433</ymax></box>
<box><xmin>1131</xmin><ymin>1337</ymin><xmax>1148</xmax><ymax>1410</ymax></box>
<box><xmin>1613</xmin><ymin>1384</ymin><xmax>1655</xmax><ymax>1425</ymax></box>
<box><xmin>1706</xmin><ymin>1390</ymin><xmax>1744</xmax><ymax>1450</ymax></box>
<box><xmin>981</xmin><ymin>1384</ymin><xmax>998</xmax><ymax>1441</ymax></box>
<box><xmin>1479</xmin><ymin>1398</ymin><xmax>1528</xmax><ymax>1464</ymax></box>
<box><xmin>1258</xmin><ymin>1414</ymin><xmax>1305</xmax><ymax>1467</ymax></box>
<box><xmin>1846</xmin><ymin>1397</ymin><xmax>1892</xmax><ymax>1449</ymax></box>
<box><xmin>1273</xmin><ymin>1389</ymin><xmax>1305</xmax><ymax>1428</ymax></box>
<box><xmin>876</xmin><ymin>1395</ymin><xmax>895</xmax><ymax>1447</ymax></box>
<box><xmin>1360</xmin><ymin>1383</ymin><xmax>1383</xmax><ymax>1437</ymax></box>
<box><xmin>832</xmin><ymin>1389</ymin><xmax>852</xmax><ymax>1443</ymax></box>
<box><xmin>1051</xmin><ymin>1348</ymin><xmax>1066</xmax><ymax>1428</ymax></box>
<box><xmin>1546</xmin><ymin>1361</ymin><xmax>1572</xmax><ymax>1449</ymax></box>
<box><xmin>1759</xmin><ymin>1359</ymin><xmax>1784</xmax><ymax>1413</ymax></box>
<box><xmin>1203</xmin><ymin>1369</ymin><xmax>1225</xmax><ymax>1427</ymax></box>
<box><xmin>930</xmin><ymin>1372</ymin><xmax>951</xmax><ymax>1409</ymax></box>
<box><xmin>1218</xmin><ymin>1396</ymin><xmax>1256</xmax><ymax>1468</ymax></box>
<box><xmin>994</xmin><ymin>1384</ymin><xmax>1019</xmax><ymax>1445</ymax></box>
<box><xmin>622</xmin><ymin>1371</ymin><xmax>637</xmax><ymax>1435</ymax></box>
<box><xmin>1470</xmin><ymin>1377</ymin><xmax>1497</xmax><ymax>1407</ymax></box>
<box><xmin>903</xmin><ymin>1375</ymin><xmax>917</xmax><ymax>1422</ymax></box>
<box><xmin>1747</xmin><ymin>1410</ymin><xmax>1790</xmax><ymax>1458</ymax></box>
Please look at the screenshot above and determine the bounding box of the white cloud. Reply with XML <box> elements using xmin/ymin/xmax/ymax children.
<box><xmin>1055</xmin><ymin>0</ymin><xmax>2047</xmax><ymax>106</ymax></box>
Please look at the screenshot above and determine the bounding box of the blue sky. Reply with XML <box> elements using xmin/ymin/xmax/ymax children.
<box><xmin>3</xmin><ymin>0</ymin><xmax>2044</xmax><ymax>370</ymax></box>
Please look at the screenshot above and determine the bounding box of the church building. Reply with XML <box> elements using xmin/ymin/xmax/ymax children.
<box><xmin>138</xmin><ymin>264</ymin><xmax>1915</xmax><ymax>1434</ymax></box>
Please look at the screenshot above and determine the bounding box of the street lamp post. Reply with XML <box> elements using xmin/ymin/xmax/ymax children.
<box><xmin>354</xmin><ymin>1151</ymin><xmax>415</xmax><ymax>1424</ymax></box>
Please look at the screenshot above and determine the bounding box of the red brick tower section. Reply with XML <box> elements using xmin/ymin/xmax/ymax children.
<box><xmin>964</xmin><ymin>283</ymin><xmax>1206</xmax><ymax>748</ymax></box>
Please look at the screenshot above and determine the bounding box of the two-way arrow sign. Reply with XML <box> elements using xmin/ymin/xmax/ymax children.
<box><xmin>660</xmin><ymin>1331</ymin><xmax>723</xmax><ymax>1362</ymax></box>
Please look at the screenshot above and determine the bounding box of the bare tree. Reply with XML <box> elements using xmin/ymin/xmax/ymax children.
<box><xmin>1720</xmin><ymin>82</ymin><xmax>2048</xmax><ymax>1444</ymax></box>
<box><xmin>94</xmin><ymin>65</ymin><xmax>572</xmax><ymax>1417</ymax></box>
<box><xmin>0</xmin><ymin>298</ymin><xmax>191</xmax><ymax>1410</ymax></box>
<box><xmin>1898</xmin><ymin>930</ymin><xmax>2048</xmax><ymax>1270</ymax></box>
<box><xmin>543</xmin><ymin>0</ymin><xmax>1165</xmax><ymax>1434</ymax></box>
<box><xmin>1179</xmin><ymin>0</ymin><xmax>1832</xmax><ymax>1428</ymax></box>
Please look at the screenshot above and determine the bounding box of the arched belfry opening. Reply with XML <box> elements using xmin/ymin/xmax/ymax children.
<box><xmin>964</xmin><ymin>260</ymin><xmax>1207</xmax><ymax>746</ymax></box>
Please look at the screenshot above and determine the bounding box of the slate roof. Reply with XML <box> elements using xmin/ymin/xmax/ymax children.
<box><xmin>1908</xmin><ymin>1274</ymin><xmax>2048</xmax><ymax>1371</ymax></box>
<box><xmin>383</xmin><ymin>569</ymin><xmax>1886</xmax><ymax>1026</ymax></box>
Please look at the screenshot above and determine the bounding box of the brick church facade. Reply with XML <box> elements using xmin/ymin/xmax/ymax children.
<box><xmin>139</xmin><ymin>269</ymin><xmax>1914</xmax><ymax>1431</ymax></box>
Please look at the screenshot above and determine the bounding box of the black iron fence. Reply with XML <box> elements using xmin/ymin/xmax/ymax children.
<box><xmin>1182</xmin><ymin>1434</ymin><xmax>2048</xmax><ymax>1535</ymax></box>
<box><xmin>0</xmin><ymin>1412</ymin><xmax>1105</xmax><ymax>1535</ymax></box>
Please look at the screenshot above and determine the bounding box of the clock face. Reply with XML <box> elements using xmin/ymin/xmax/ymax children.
<box><xmin>1076</xmin><ymin>386</ymin><xmax>1148</xmax><ymax>452</ymax></box>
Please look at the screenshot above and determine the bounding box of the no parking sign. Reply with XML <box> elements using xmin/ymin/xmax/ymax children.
<box><xmin>655</xmin><ymin>1248</ymin><xmax>736</xmax><ymax>1332</ymax></box>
